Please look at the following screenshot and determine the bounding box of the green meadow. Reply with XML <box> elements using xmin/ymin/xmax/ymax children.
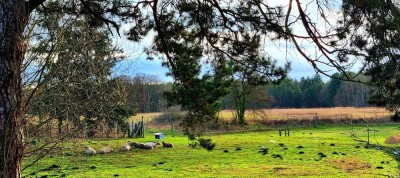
<box><xmin>23</xmin><ymin>125</ymin><xmax>400</xmax><ymax>177</ymax></box>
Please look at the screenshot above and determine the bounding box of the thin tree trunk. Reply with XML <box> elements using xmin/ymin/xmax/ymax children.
<box><xmin>0</xmin><ymin>1</ymin><xmax>30</xmax><ymax>177</ymax></box>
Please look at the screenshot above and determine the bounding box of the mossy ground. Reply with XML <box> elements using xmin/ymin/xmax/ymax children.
<box><xmin>23</xmin><ymin>125</ymin><xmax>400</xmax><ymax>177</ymax></box>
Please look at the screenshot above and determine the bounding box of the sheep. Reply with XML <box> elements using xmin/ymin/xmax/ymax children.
<box><xmin>129</xmin><ymin>142</ymin><xmax>140</xmax><ymax>148</ymax></box>
<box><xmin>139</xmin><ymin>142</ymin><xmax>160</xmax><ymax>150</ymax></box>
<box><xmin>145</xmin><ymin>142</ymin><xmax>160</xmax><ymax>148</ymax></box>
<box><xmin>84</xmin><ymin>145</ymin><xmax>96</xmax><ymax>155</ymax></box>
<box><xmin>98</xmin><ymin>147</ymin><xmax>114</xmax><ymax>154</ymax></box>
<box><xmin>139</xmin><ymin>143</ymin><xmax>153</xmax><ymax>150</ymax></box>
<box><xmin>120</xmin><ymin>142</ymin><xmax>131</xmax><ymax>152</ymax></box>
<box><xmin>162</xmin><ymin>142</ymin><xmax>174</xmax><ymax>148</ymax></box>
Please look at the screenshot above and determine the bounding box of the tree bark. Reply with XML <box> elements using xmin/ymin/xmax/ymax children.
<box><xmin>0</xmin><ymin>1</ymin><xmax>29</xmax><ymax>177</ymax></box>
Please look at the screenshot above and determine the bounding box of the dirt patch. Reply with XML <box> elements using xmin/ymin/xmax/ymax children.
<box><xmin>385</xmin><ymin>134</ymin><xmax>400</xmax><ymax>144</ymax></box>
<box><xmin>273</xmin><ymin>166</ymin><xmax>323</xmax><ymax>176</ymax></box>
<box><xmin>328</xmin><ymin>158</ymin><xmax>371</xmax><ymax>172</ymax></box>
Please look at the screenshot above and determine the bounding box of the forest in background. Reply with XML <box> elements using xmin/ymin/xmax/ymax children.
<box><xmin>124</xmin><ymin>73</ymin><xmax>372</xmax><ymax>113</ymax></box>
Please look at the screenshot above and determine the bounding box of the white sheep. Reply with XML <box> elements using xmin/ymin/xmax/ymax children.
<box><xmin>84</xmin><ymin>145</ymin><xmax>96</xmax><ymax>155</ymax></box>
<box><xmin>139</xmin><ymin>143</ymin><xmax>153</xmax><ymax>150</ymax></box>
<box><xmin>142</xmin><ymin>142</ymin><xmax>160</xmax><ymax>149</ymax></box>
<box><xmin>120</xmin><ymin>142</ymin><xmax>131</xmax><ymax>152</ymax></box>
<box><xmin>98</xmin><ymin>147</ymin><xmax>114</xmax><ymax>154</ymax></box>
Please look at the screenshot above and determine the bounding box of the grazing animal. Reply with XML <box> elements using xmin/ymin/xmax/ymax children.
<box><xmin>139</xmin><ymin>143</ymin><xmax>153</xmax><ymax>150</ymax></box>
<box><xmin>139</xmin><ymin>142</ymin><xmax>160</xmax><ymax>150</ymax></box>
<box><xmin>162</xmin><ymin>142</ymin><xmax>174</xmax><ymax>148</ymax></box>
<box><xmin>98</xmin><ymin>147</ymin><xmax>114</xmax><ymax>154</ymax></box>
<box><xmin>144</xmin><ymin>142</ymin><xmax>160</xmax><ymax>148</ymax></box>
<box><xmin>120</xmin><ymin>143</ymin><xmax>131</xmax><ymax>152</ymax></box>
<box><xmin>84</xmin><ymin>145</ymin><xmax>96</xmax><ymax>155</ymax></box>
<box><xmin>129</xmin><ymin>142</ymin><xmax>140</xmax><ymax>148</ymax></box>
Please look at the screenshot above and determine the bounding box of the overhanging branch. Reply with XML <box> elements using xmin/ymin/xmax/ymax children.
<box><xmin>26</xmin><ymin>0</ymin><xmax>47</xmax><ymax>14</ymax></box>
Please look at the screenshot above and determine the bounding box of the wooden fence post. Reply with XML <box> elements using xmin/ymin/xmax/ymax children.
<box><xmin>366</xmin><ymin>128</ymin><xmax>371</xmax><ymax>145</ymax></box>
<box><xmin>170</xmin><ymin>115</ymin><xmax>174</xmax><ymax>133</ymax></box>
<box><xmin>114</xmin><ymin>121</ymin><xmax>118</xmax><ymax>138</ymax></box>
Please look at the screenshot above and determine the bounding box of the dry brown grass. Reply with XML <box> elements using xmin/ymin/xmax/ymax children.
<box><xmin>328</xmin><ymin>157</ymin><xmax>372</xmax><ymax>172</ymax></box>
<box><xmin>129</xmin><ymin>112</ymin><xmax>162</xmax><ymax>122</ymax></box>
<box><xmin>272</xmin><ymin>165</ymin><xmax>324</xmax><ymax>176</ymax></box>
<box><xmin>385</xmin><ymin>134</ymin><xmax>400</xmax><ymax>144</ymax></box>
<box><xmin>219</xmin><ymin>107</ymin><xmax>392</xmax><ymax>123</ymax></box>
<box><xmin>132</xmin><ymin>107</ymin><xmax>392</xmax><ymax>129</ymax></box>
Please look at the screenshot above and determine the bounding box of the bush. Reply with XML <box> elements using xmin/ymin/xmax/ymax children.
<box><xmin>198</xmin><ymin>138</ymin><xmax>216</xmax><ymax>151</ymax></box>
<box><xmin>391</xmin><ymin>112</ymin><xmax>400</xmax><ymax>122</ymax></box>
<box><xmin>188</xmin><ymin>136</ymin><xmax>216</xmax><ymax>151</ymax></box>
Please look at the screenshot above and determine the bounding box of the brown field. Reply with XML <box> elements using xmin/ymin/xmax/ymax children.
<box><xmin>219</xmin><ymin>107</ymin><xmax>393</xmax><ymax>123</ymax></box>
<box><xmin>134</xmin><ymin>107</ymin><xmax>393</xmax><ymax>124</ymax></box>
<box><xmin>129</xmin><ymin>112</ymin><xmax>162</xmax><ymax>122</ymax></box>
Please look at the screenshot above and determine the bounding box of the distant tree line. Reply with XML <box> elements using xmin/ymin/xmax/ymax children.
<box><xmin>118</xmin><ymin>74</ymin><xmax>171</xmax><ymax>113</ymax></box>
<box><xmin>267</xmin><ymin>74</ymin><xmax>372</xmax><ymax>108</ymax></box>
<box><xmin>124</xmin><ymin>73</ymin><xmax>373</xmax><ymax>112</ymax></box>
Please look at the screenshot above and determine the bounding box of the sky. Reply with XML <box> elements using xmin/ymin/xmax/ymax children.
<box><xmin>112</xmin><ymin>0</ymin><xmax>344</xmax><ymax>83</ymax></box>
<box><xmin>113</xmin><ymin>56</ymin><xmax>325</xmax><ymax>83</ymax></box>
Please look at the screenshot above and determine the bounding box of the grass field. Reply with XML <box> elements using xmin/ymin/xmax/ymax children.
<box><xmin>22</xmin><ymin>124</ymin><xmax>400</xmax><ymax>177</ymax></box>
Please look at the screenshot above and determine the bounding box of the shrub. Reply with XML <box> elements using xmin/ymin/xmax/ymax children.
<box><xmin>198</xmin><ymin>138</ymin><xmax>216</xmax><ymax>151</ymax></box>
<box><xmin>188</xmin><ymin>136</ymin><xmax>216</xmax><ymax>151</ymax></box>
<box><xmin>391</xmin><ymin>112</ymin><xmax>400</xmax><ymax>122</ymax></box>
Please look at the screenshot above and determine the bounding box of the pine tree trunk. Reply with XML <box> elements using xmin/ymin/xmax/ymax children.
<box><xmin>0</xmin><ymin>1</ymin><xmax>29</xmax><ymax>177</ymax></box>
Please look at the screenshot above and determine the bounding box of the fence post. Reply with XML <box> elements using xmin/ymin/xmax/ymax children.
<box><xmin>366</xmin><ymin>128</ymin><xmax>371</xmax><ymax>145</ymax></box>
<box><xmin>146</xmin><ymin>118</ymin><xmax>149</xmax><ymax>130</ymax></box>
<box><xmin>114</xmin><ymin>121</ymin><xmax>118</xmax><ymax>138</ymax></box>
<box><xmin>141</xmin><ymin>116</ymin><xmax>145</xmax><ymax>138</ymax></box>
<box><xmin>170</xmin><ymin>115</ymin><xmax>174</xmax><ymax>133</ymax></box>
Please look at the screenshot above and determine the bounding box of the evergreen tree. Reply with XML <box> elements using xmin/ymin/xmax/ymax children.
<box><xmin>268</xmin><ymin>78</ymin><xmax>303</xmax><ymax>108</ymax></box>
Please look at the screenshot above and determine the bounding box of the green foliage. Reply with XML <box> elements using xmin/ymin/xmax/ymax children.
<box><xmin>197</xmin><ymin>138</ymin><xmax>216</xmax><ymax>151</ymax></box>
<box><xmin>338</xmin><ymin>1</ymin><xmax>400</xmax><ymax>112</ymax></box>
<box><xmin>114</xmin><ymin>104</ymin><xmax>136</xmax><ymax>119</ymax></box>
<box><xmin>188</xmin><ymin>136</ymin><xmax>216</xmax><ymax>151</ymax></box>
<box><xmin>300</xmin><ymin>75</ymin><xmax>324</xmax><ymax>108</ymax></box>
<box><xmin>228</xmin><ymin>35</ymin><xmax>290</xmax><ymax>124</ymax></box>
<box><xmin>112</xmin><ymin>103</ymin><xmax>136</xmax><ymax>130</ymax></box>
<box><xmin>267</xmin><ymin>78</ymin><xmax>303</xmax><ymax>108</ymax></box>
<box><xmin>267</xmin><ymin>74</ymin><xmax>372</xmax><ymax>108</ymax></box>
<box><xmin>165</xmin><ymin>71</ymin><xmax>231</xmax><ymax>135</ymax></box>
<box><xmin>125</xmin><ymin>0</ymin><xmax>290</xmax><ymax>135</ymax></box>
